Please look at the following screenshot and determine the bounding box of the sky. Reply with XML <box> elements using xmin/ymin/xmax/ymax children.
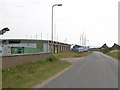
<box><xmin>0</xmin><ymin>0</ymin><xmax>119</xmax><ymax>47</ymax></box>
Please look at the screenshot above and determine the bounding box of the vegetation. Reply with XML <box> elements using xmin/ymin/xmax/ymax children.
<box><xmin>0</xmin><ymin>69</ymin><xmax>2</xmax><ymax>89</ymax></box>
<box><xmin>98</xmin><ymin>43</ymin><xmax>120</xmax><ymax>60</ymax></box>
<box><xmin>47</xmin><ymin>55</ymin><xmax>58</xmax><ymax>62</ymax></box>
<box><xmin>53</xmin><ymin>51</ymin><xmax>90</xmax><ymax>58</ymax></box>
<box><xmin>100</xmin><ymin>43</ymin><xmax>120</xmax><ymax>54</ymax></box>
<box><xmin>100</xmin><ymin>48</ymin><xmax>110</xmax><ymax>54</ymax></box>
<box><xmin>2</xmin><ymin>56</ymin><xmax>71</xmax><ymax>88</ymax></box>
<box><xmin>2</xmin><ymin>51</ymin><xmax>90</xmax><ymax>88</ymax></box>
<box><xmin>106</xmin><ymin>50</ymin><xmax>120</xmax><ymax>60</ymax></box>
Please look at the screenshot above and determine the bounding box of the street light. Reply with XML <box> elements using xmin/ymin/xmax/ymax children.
<box><xmin>0</xmin><ymin>27</ymin><xmax>10</xmax><ymax>35</ymax></box>
<box><xmin>51</xmin><ymin>4</ymin><xmax>62</xmax><ymax>53</ymax></box>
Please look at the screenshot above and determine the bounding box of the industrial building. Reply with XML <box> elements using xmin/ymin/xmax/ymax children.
<box><xmin>0</xmin><ymin>39</ymin><xmax>71</xmax><ymax>55</ymax></box>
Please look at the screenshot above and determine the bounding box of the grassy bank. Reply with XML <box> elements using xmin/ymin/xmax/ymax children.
<box><xmin>106</xmin><ymin>50</ymin><xmax>120</xmax><ymax>60</ymax></box>
<box><xmin>0</xmin><ymin>69</ymin><xmax>2</xmax><ymax>89</ymax></box>
<box><xmin>53</xmin><ymin>51</ymin><xmax>90</xmax><ymax>58</ymax></box>
<box><xmin>2</xmin><ymin>57</ymin><xmax>71</xmax><ymax>88</ymax></box>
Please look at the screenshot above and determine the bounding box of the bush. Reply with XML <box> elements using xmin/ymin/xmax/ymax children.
<box><xmin>100</xmin><ymin>48</ymin><xmax>110</xmax><ymax>54</ymax></box>
<box><xmin>47</xmin><ymin>55</ymin><xmax>58</xmax><ymax>62</ymax></box>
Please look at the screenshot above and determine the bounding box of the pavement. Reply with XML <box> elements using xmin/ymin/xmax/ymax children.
<box><xmin>35</xmin><ymin>51</ymin><xmax>118</xmax><ymax>88</ymax></box>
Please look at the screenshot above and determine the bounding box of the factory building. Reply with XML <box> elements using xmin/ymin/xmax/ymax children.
<box><xmin>0</xmin><ymin>39</ymin><xmax>71</xmax><ymax>55</ymax></box>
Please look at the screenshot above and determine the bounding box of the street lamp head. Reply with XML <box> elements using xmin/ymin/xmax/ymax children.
<box><xmin>0</xmin><ymin>27</ymin><xmax>10</xmax><ymax>35</ymax></box>
<box><xmin>3</xmin><ymin>27</ymin><xmax>10</xmax><ymax>31</ymax></box>
<box><xmin>57</xmin><ymin>4</ymin><xmax>62</xmax><ymax>6</ymax></box>
<box><xmin>53</xmin><ymin>4</ymin><xmax>62</xmax><ymax>7</ymax></box>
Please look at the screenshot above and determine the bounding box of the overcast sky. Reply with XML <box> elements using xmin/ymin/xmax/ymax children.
<box><xmin>0</xmin><ymin>0</ymin><xmax>119</xmax><ymax>47</ymax></box>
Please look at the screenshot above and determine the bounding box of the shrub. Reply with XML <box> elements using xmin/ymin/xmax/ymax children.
<box><xmin>47</xmin><ymin>55</ymin><xmax>58</xmax><ymax>62</ymax></box>
<box><xmin>100</xmin><ymin>48</ymin><xmax>110</xmax><ymax>54</ymax></box>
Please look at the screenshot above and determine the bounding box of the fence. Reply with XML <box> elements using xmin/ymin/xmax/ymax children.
<box><xmin>2</xmin><ymin>53</ymin><xmax>51</xmax><ymax>69</ymax></box>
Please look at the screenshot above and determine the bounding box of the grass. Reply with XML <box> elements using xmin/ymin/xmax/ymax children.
<box><xmin>53</xmin><ymin>51</ymin><xmax>90</xmax><ymax>58</ymax></box>
<box><xmin>106</xmin><ymin>50</ymin><xmax>120</xmax><ymax>60</ymax></box>
<box><xmin>2</xmin><ymin>59</ymin><xmax>71</xmax><ymax>88</ymax></box>
<box><xmin>0</xmin><ymin>69</ymin><xmax>2</xmax><ymax>89</ymax></box>
<box><xmin>2</xmin><ymin>52</ymin><xmax>90</xmax><ymax>88</ymax></box>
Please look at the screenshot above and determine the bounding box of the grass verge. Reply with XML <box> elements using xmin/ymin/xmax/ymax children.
<box><xmin>53</xmin><ymin>51</ymin><xmax>90</xmax><ymax>58</ymax></box>
<box><xmin>2</xmin><ymin>58</ymin><xmax>71</xmax><ymax>88</ymax></box>
<box><xmin>106</xmin><ymin>50</ymin><xmax>120</xmax><ymax>60</ymax></box>
<box><xmin>0</xmin><ymin>69</ymin><xmax>2</xmax><ymax>89</ymax></box>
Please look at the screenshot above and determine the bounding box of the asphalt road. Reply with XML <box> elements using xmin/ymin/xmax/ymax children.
<box><xmin>42</xmin><ymin>51</ymin><xmax>118</xmax><ymax>88</ymax></box>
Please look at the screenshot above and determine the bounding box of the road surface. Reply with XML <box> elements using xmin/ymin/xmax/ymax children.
<box><xmin>42</xmin><ymin>51</ymin><xmax>118</xmax><ymax>88</ymax></box>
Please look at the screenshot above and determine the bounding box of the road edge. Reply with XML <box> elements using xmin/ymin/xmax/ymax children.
<box><xmin>32</xmin><ymin>64</ymin><xmax>74</xmax><ymax>88</ymax></box>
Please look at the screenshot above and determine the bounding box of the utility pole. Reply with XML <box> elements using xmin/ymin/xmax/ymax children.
<box><xmin>84</xmin><ymin>35</ymin><xmax>86</xmax><ymax>47</ymax></box>
<box><xmin>82</xmin><ymin>32</ymin><xmax>84</xmax><ymax>46</ymax></box>
<box><xmin>47</xmin><ymin>33</ymin><xmax>49</xmax><ymax>53</ymax></box>
<box><xmin>54</xmin><ymin>23</ymin><xmax>56</xmax><ymax>41</ymax></box>
<box><xmin>26</xmin><ymin>34</ymin><xmax>27</xmax><ymax>39</ymax></box>
<box><xmin>80</xmin><ymin>34</ymin><xmax>81</xmax><ymax>46</ymax></box>
<box><xmin>57</xmin><ymin>35</ymin><xmax>58</xmax><ymax>42</ymax></box>
<box><xmin>66</xmin><ymin>37</ymin><xmax>67</xmax><ymax>42</ymax></box>
<box><xmin>36</xmin><ymin>34</ymin><xmax>37</xmax><ymax>40</ymax></box>
<box><xmin>30</xmin><ymin>34</ymin><xmax>32</xmax><ymax>39</ymax></box>
<box><xmin>41</xmin><ymin>33</ymin><xmax>42</xmax><ymax>40</ymax></box>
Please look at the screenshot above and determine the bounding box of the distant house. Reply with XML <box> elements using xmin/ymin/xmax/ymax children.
<box><xmin>101</xmin><ymin>43</ymin><xmax>109</xmax><ymax>49</ymax></box>
<box><xmin>71</xmin><ymin>44</ymin><xmax>89</xmax><ymax>52</ymax></box>
<box><xmin>100</xmin><ymin>43</ymin><xmax>120</xmax><ymax>50</ymax></box>
<box><xmin>111</xmin><ymin>43</ymin><xmax>120</xmax><ymax>50</ymax></box>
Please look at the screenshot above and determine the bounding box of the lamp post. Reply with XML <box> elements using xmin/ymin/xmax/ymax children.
<box><xmin>0</xmin><ymin>27</ymin><xmax>10</xmax><ymax>56</ymax></box>
<box><xmin>51</xmin><ymin>4</ymin><xmax>62</xmax><ymax>53</ymax></box>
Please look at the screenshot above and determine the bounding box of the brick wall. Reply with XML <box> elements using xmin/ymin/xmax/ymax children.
<box><xmin>2</xmin><ymin>53</ymin><xmax>51</xmax><ymax>69</ymax></box>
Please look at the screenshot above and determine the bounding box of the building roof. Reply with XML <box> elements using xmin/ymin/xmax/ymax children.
<box><xmin>1</xmin><ymin>39</ymin><xmax>71</xmax><ymax>46</ymax></box>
